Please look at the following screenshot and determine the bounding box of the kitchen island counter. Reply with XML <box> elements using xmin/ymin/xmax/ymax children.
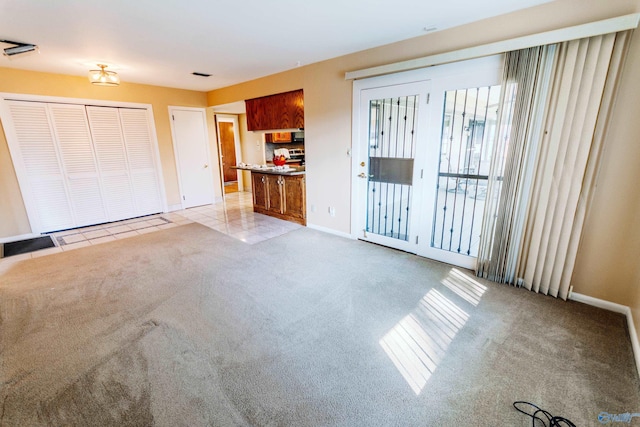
<box><xmin>235</xmin><ymin>166</ymin><xmax>306</xmax><ymax>225</ymax></box>
<box><xmin>232</xmin><ymin>165</ymin><xmax>305</xmax><ymax>176</ymax></box>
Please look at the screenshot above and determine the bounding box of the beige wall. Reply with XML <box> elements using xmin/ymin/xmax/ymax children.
<box><xmin>237</xmin><ymin>113</ymin><xmax>266</xmax><ymax>188</ymax></box>
<box><xmin>0</xmin><ymin>67</ymin><xmax>208</xmax><ymax>237</ymax></box>
<box><xmin>207</xmin><ymin>0</ymin><xmax>640</xmax><ymax>307</ymax></box>
<box><xmin>571</xmin><ymin>26</ymin><xmax>640</xmax><ymax>302</ymax></box>
<box><xmin>0</xmin><ymin>118</ymin><xmax>29</xmax><ymax>236</ymax></box>
<box><xmin>628</xmin><ymin>194</ymin><xmax>640</xmax><ymax>345</ymax></box>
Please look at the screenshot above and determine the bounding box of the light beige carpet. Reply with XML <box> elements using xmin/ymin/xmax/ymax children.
<box><xmin>1</xmin><ymin>223</ymin><xmax>638</xmax><ymax>426</ymax></box>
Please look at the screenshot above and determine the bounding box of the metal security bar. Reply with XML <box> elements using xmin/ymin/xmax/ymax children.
<box><xmin>431</xmin><ymin>85</ymin><xmax>500</xmax><ymax>257</ymax></box>
<box><xmin>366</xmin><ymin>95</ymin><xmax>418</xmax><ymax>241</ymax></box>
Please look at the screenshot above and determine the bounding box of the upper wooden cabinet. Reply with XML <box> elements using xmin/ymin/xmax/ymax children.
<box><xmin>245</xmin><ymin>89</ymin><xmax>304</xmax><ymax>131</ymax></box>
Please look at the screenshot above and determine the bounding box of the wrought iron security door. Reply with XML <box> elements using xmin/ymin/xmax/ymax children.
<box><xmin>356</xmin><ymin>79</ymin><xmax>431</xmax><ymax>253</ymax></box>
<box><xmin>365</xmin><ymin>95</ymin><xmax>418</xmax><ymax>241</ymax></box>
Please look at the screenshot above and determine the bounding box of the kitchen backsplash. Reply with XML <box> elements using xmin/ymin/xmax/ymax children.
<box><xmin>265</xmin><ymin>142</ymin><xmax>304</xmax><ymax>161</ymax></box>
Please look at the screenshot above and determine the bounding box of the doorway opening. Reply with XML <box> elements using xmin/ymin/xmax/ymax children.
<box><xmin>215</xmin><ymin>114</ymin><xmax>243</xmax><ymax>195</ymax></box>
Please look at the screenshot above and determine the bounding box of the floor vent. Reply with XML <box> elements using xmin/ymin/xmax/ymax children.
<box><xmin>2</xmin><ymin>236</ymin><xmax>55</xmax><ymax>258</ymax></box>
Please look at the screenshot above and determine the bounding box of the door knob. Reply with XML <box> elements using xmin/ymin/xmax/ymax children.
<box><xmin>360</xmin><ymin>161</ymin><xmax>366</xmax><ymax>167</ymax></box>
<box><xmin>204</xmin><ymin>164</ymin><xmax>209</xmax><ymax>168</ymax></box>
<box><xmin>358</xmin><ymin>173</ymin><xmax>367</xmax><ymax>178</ymax></box>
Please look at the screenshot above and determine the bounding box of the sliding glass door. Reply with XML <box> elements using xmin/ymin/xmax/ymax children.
<box><xmin>417</xmin><ymin>82</ymin><xmax>501</xmax><ymax>269</ymax></box>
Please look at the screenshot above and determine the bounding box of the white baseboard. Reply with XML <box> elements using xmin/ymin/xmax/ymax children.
<box><xmin>167</xmin><ymin>204</ymin><xmax>183</xmax><ymax>212</ymax></box>
<box><xmin>0</xmin><ymin>233</ymin><xmax>40</xmax><ymax>243</ymax></box>
<box><xmin>570</xmin><ymin>292</ymin><xmax>640</xmax><ymax>381</ymax></box>
<box><xmin>306</xmin><ymin>223</ymin><xmax>355</xmax><ymax>239</ymax></box>
<box><xmin>570</xmin><ymin>292</ymin><xmax>629</xmax><ymax>314</ymax></box>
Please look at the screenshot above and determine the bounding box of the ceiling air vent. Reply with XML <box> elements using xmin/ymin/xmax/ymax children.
<box><xmin>192</xmin><ymin>72</ymin><xmax>211</xmax><ymax>77</ymax></box>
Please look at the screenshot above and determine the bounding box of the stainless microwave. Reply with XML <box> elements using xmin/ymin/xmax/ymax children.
<box><xmin>292</xmin><ymin>131</ymin><xmax>304</xmax><ymax>143</ymax></box>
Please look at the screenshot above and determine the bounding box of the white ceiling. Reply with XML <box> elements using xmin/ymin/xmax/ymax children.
<box><xmin>0</xmin><ymin>0</ymin><xmax>552</xmax><ymax>92</ymax></box>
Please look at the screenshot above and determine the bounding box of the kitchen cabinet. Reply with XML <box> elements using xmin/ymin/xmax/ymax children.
<box><xmin>245</xmin><ymin>89</ymin><xmax>304</xmax><ymax>131</ymax></box>
<box><xmin>266</xmin><ymin>174</ymin><xmax>283</xmax><ymax>215</ymax></box>
<box><xmin>251</xmin><ymin>172</ymin><xmax>306</xmax><ymax>225</ymax></box>
<box><xmin>252</xmin><ymin>173</ymin><xmax>269</xmax><ymax>211</ymax></box>
<box><xmin>264</xmin><ymin>132</ymin><xmax>292</xmax><ymax>143</ymax></box>
<box><xmin>281</xmin><ymin>175</ymin><xmax>306</xmax><ymax>222</ymax></box>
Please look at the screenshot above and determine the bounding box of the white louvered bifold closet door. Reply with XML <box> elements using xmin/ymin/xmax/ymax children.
<box><xmin>48</xmin><ymin>103</ymin><xmax>108</xmax><ymax>227</ymax></box>
<box><xmin>7</xmin><ymin>101</ymin><xmax>74</xmax><ymax>232</ymax></box>
<box><xmin>4</xmin><ymin>100</ymin><xmax>164</xmax><ymax>233</ymax></box>
<box><xmin>86</xmin><ymin>106</ymin><xmax>136</xmax><ymax>222</ymax></box>
<box><xmin>119</xmin><ymin>109</ymin><xmax>163</xmax><ymax>216</ymax></box>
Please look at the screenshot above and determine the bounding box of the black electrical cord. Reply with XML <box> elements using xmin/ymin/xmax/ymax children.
<box><xmin>513</xmin><ymin>401</ymin><xmax>577</xmax><ymax>427</ymax></box>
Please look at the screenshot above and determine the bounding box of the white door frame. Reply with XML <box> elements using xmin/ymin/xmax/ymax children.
<box><xmin>352</xmin><ymin>80</ymin><xmax>432</xmax><ymax>253</ymax></box>
<box><xmin>351</xmin><ymin>66</ymin><xmax>446</xmax><ymax>242</ymax></box>
<box><xmin>169</xmin><ymin>106</ymin><xmax>215</xmax><ymax>210</ymax></box>
<box><xmin>215</xmin><ymin>114</ymin><xmax>244</xmax><ymax>192</ymax></box>
<box><xmin>351</xmin><ymin>56</ymin><xmax>503</xmax><ymax>268</ymax></box>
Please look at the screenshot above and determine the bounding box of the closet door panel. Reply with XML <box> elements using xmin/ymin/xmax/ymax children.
<box><xmin>31</xmin><ymin>179</ymin><xmax>74</xmax><ymax>231</ymax></box>
<box><xmin>86</xmin><ymin>106</ymin><xmax>136</xmax><ymax>222</ymax></box>
<box><xmin>3</xmin><ymin>100</ymin><xmax>165</xmax><ymax>234</ymax></box>
<box><xmin>67</xmin><ymin>176</ymin><xmax>106</xmax><ymax>226</ymax></box>
<box><xmin>6</xmin><ymin>101</ymin><xmax>74</xmax><ymax>232</ymax></box>
<box><xmin>119</xmin><ymin>109</ymin><xmax>163</xmax><ymax>216</ymax></box>
<box><xmin>48</xmin><ymin>104</ymin><xmax>107</xmax><ymax>227</ymax></box>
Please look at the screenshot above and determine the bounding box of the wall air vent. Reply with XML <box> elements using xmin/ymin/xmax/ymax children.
<box><xmin>192</xmin><ymin>72</ymin><xmax>211</xmax><ymax>77</ymax></box>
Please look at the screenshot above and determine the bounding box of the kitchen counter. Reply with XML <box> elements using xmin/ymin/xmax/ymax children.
<box><xmin>241</xmin><ymin>166</ymin><xmax>307</xmax><ymax>225</ymax></box>
<box><xmin>232</xmin><ymin>165</ymin><xmax>306</xmax><ymax>176</ymax></box>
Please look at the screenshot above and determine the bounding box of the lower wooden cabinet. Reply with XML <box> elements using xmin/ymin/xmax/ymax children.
<box><xmin>251</xmin><ymin>172</ymin><xmax>306</xmax><ymax>225</ymax></box>
<box><xmin>252</xmin><ymin>173</ymin><xmax>269</xmax><ymax>211</ymax></box>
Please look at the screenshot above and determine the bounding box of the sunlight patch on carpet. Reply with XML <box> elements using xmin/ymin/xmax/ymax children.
<box><xmin>441</xmin><ymin>268</ymin><xmax>487</xmax><ymax>306</ymax></box>
<box><xmin>380</xmin><ymin>289</ymin><xmax>469</xmax><ymax>395</ymax></box>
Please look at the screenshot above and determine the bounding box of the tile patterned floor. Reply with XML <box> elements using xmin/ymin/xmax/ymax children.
<box><xmin>0</xmin><ymin>192</ymin><xmax>301</xmax><ymax>263</ymax></box>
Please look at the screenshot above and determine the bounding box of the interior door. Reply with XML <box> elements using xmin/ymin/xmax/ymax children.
<box><xmin>5</xmin><ymin>101</ymin><xmax>75</xmax><ymax>232</ymax></box>
<box><xmin>86</xmin><ymin>106</ymin><xmax>137</xmax><ymax>222</ymax></box>
<box><xmin>355</xmin><ymin>81</ymin><xmax>430</xmax><ymax>253</ymax></box>
<box><xmin>171</xmin><ymin>108</ymin><xmax>214</xmax><ymax>209</ymax></box>
<box><xmin>48</xmin><ymin>103</ymin><xmax>108</xmax><ymax>227</ymax></box>
<box><xmin>219</xmin><ymin>121</ymin><xmax>238</xmax><ymax>182</ymax></box>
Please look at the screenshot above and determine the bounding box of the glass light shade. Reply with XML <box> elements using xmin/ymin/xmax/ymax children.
<box><xmin>88</xmin><ymin>64</ymin><xmax>120</xmax><ymax>86</ymax></box>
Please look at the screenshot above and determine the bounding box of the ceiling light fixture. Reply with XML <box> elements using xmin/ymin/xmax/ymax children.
<box><xmin>88</xmin><ymin>64</ymin><xmax>120</xmax><ymax>86</ymax></box>
<box><xmin>1</xmin><ymin>39</ymin><xmax>38</xmax><ymax>57</ymax></box>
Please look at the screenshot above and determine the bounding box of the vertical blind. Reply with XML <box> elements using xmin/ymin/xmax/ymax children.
<box><xmin>476</xmin><ymin>30</ymin><xmax>632</xmax><ymax>300</ymax></box>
